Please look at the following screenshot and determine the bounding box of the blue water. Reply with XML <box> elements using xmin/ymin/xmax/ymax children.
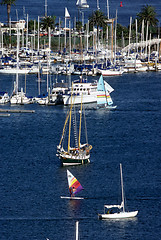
<box><xmin>0</xmin><ymin>0</ymin><xmax>161</xmax><ymax>26</ymax></box>
<box><xmin>0</xmin><ymin>71</ymin><xmax>161</xmax><ymax>239</ymax></box>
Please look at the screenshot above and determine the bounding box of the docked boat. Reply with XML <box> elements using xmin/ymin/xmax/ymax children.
<box><xmin>97</xmin><ymin>75</ymin><xmax>117</xmax><ymax>109</ymax></box>
<box><xmin>98</xmin><ymin>163</ymin><xmax>138</xmax><ymax>219</ymax></box>
<box><xmin>10</xmin><ymin>86</ymin><xmax>33</xmax><ymax>105</ymax></box>
<box><xmin>63</xmin><ymin>77</ymin><xmax>97</xmax><ymax>105</ymax></box>
<box><xmin>61</xmin><ymin>169</ymin><xmax>84</xmax><ymax>200</ymax></box>
<box><xmin>56</xmin><ymin>94</ymin><xmax>92</xmax><ymax>166</ymax></box>
<box><xmin>98</xmin><ymin>67</ymin><xmax>124</xmax><ymax>76</ymax></box>
<box><xmin>0</xmin><ymin>91</ymin><xmax>10</xmax><ymax>104</ymax></box>
<box><xmin>50</xmin><ymin>82</ymin><xmax>68</xmax><ymax>105</ymax></box>
<box><xmin>0</xmin><ymin>66</ymin><xmax>31</xmax><ymax>74</ymax></box>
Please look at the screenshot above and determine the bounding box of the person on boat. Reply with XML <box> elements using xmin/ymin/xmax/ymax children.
<box><xmin>107</xmin><ymin>209</ymin><xmax>110</xmax><ymax>214</ymax></box>
<box><xmin>70</xmin><ymin>187</ymin><xmax>76</xmax><ymax>197</ymax></box>
<box><xmin>80</xmin><ymin>75</ymin><xmax>82</xmax><ymax>83</ymax></box>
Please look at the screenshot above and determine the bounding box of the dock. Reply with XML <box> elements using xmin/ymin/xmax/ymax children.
<box><xmin>0</xmin><ymin>109</ymin><xmax>35</xmax><ymax>113</ymax></box>
<box><xmin>0</xmin><ymin>113</ymin><xmax>11</xmax><ymax>117</ymax></box>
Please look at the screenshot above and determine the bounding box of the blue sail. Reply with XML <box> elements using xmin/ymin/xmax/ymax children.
<box><xmin>97</xmin><ymin>75</ymin><xmax>107</xmax><ymax>105</ymax></box>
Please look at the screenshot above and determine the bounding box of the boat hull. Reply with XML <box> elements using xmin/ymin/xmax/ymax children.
<box><xmin>59</xmin><ymin>155</ymin><xmax>90</xmax><ymax>166</ymax></box>
<box><xmin>56</xmin><ymin>150</ymin><xmax>90</xmax><ymax>166</ymax></box>
<box><xmin>63</xmin><ymin>94</ymin><xmax>96</xmax><ymax>105</ymax></box>
<box><xmin>99</xmin><ymin>69</ymin><xmax>124</xmax><ymax>76</ymax></box>
<box><xmin>60</xmin><ymin>196</ymin><xmax>84</xmax><ymax>200</ymax></box>
<box><xmin>98</xmin><ymin>211</ymin><xmax>138</xmax><ymax>219</ymax></box>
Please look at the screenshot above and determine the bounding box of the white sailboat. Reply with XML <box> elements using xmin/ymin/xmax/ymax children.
<box><xmin>97</xmin><ymin>75</ymin><xmax>117</xmax><ymax>109</ymax></box>
<box><xmin>76</xmin><ymin>0</ymin><xmax>89</xmax><ymax>9</ymax></box>
<box><xmin>98</xmin><ymin>163</ymin><xmax>138</xmax><ymax>219</ymax></box>
<box><xmin>10</xmin><ymin>27</ymin><xmax>33</xmax><ymax>105</ymax></box>
<box><xmin>0</xmin><ymin>91</ymin><xmax>10</xmax><ymax>104</ymax></box>
<box><xmin>61</xmin><ymin>170</ymin><xmax>84</xmax><ymax>200</ymax></box>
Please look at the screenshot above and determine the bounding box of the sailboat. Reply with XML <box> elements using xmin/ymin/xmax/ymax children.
<box><xmin>61</xmin><ymin>170</ymin><xmax>84</xmax><ymax>199</ymax></box>
<box><xmin>97</xmin><ymin>75</ymin><xmax>117</xmax><ymax>109</ymax></box>
<box><xmin>10</xmin><ymin>27</ymin><xmax>33</xmax><ymax>105</ymax></box>
<box><xmin>56</xmin><ymin>92</ymin><xmax>92</xmax><ymax>166</ymax></box>
<box><xmin>98</xmin><ymin>163</ymin><xmax>138</xmax><ymax>219</ymax></box>
<box><xmin>76</xmin><ymin>0</ymin><xmax>89</xmax><ymax>9</ymax></box>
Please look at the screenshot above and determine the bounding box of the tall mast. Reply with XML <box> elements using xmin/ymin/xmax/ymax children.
<box><xmin>76</xmin><ymin>221</ymin><xmax>79</xmax><ymax>240</ymax></box>
<box><xmin>107</xmin><ymin>0</ymin><xmax>109</xmax><ymax>19</ymax></box>
<box><xmin>120</xmin><ymin>163</ymin><xmax>125</xmax><ymax>212</ymax></box>
<box><xmin>68</xmin><ymin>84</ymin><xmax>74</xmax><ymax>152</ymax></box>
<box><xmin>78</xmin><ymin>94</ymin><xmax>83</xmax><ymax>149</ymax></box>
<box><xmin>68</xmin><ymin>102</ymin><xmax>72</xmax><ymax>152</ymax></box>
<box><xmin>45</xmin><ymin>0</ymin><xmax>47</xmax><ymax>17</ymax></box>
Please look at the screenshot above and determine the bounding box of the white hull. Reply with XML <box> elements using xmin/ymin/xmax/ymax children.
<box><xmin>60</xmin><ymin>196</ymin><xmax>84</xmax><ymax>200</ymax></box>
<box><xmin>10</xmin><ymin>93</ymin><xmax>33</xmax><ymax>104</ymax></box>
<box><xmin>105</xmin><ymin>105</ymin><xmax>117</xmax><ymax>109</ymax></box>
<box><xmin>99</xmin><ymin>211</ymin><xmax>138</xmax><ymax>219</ymax></box>
<box><xmin>99</xmin><ymin>69</ymin><xmax>124</xmax><ymax>76</ymax></box>
<box><xmin>0</xmin><ymin>68</ymin><xmax>30</xmax><ymax>74</ymax></box>
<box><xmin>0</xmin><ymin>93</ymin><xmax>10</xmax><ymax>104</ymax></box>
<box><xmin>63</xmin><ymin>94</ymin><xmax>96</xmax><ymax>105</ymax></box>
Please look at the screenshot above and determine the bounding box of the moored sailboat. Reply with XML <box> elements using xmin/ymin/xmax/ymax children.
<box><xmin>56</xmin><ymin>92</ymin><xmax>92</xmax><ymax>166</ymax></box>
<box><xmin>98</xmin><ymin>163</ymin><xmax>138</xmax><ymax>219</ymax></box>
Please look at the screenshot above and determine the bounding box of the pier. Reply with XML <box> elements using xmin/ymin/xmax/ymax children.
<box><xmin>0</xmin><ymin>109</ymin><xmax>35</xmax><ymax>113</ymax></box>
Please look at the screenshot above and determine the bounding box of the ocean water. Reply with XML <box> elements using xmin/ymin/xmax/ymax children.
<box><xmin>0</xmin><ymin>0</ymin><xmax>161</xmax><ymax>26</ymax></box>
<box><xmin>0</xmin><ymin>71</ymin><xmax>161</xmax><ymax>239</ymax></box>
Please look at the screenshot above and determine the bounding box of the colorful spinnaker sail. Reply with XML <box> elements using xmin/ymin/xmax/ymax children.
<box><xmin>67</xmin><ymin>170</ymin><xmax>83</xmax><ymax>197</ymax></box>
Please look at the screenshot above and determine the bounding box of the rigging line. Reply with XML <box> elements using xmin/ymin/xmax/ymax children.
<box><xmin>59</xmin><ymin>109</ymin><xmax>70</xmax><ymax>146</ymax></box>
<box><xmin>83</xmin><ymin>103</ymin><xmax>88</xmax><ymax>144</ymax></box>
<box><xmin>73</xmin><ymin>104</ymin><xmax>78</xmax><ymax>148</ymax></box>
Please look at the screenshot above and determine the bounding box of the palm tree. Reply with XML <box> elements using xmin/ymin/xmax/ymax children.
<box><xmin>136</xmin><ymin>5</ymin><xmax>158</xmax><ymax>31</ymax></box>
<box><xmin>41</xmin><ymin>16</ymin><xmax>56</xmax><ymax>32</ymax></box>
<box><xmin>1</xmin><ymin>0</ymin><xmax>16</xmax><ymax>25</ymax></box>
<box><xmin>89</xmin><ymin>10</ymin><xmax>107</xmax><ymax>38</ymax></box>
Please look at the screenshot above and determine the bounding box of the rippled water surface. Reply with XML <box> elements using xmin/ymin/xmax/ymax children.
<box><xmin>0</xmin><ymin>71</ymin><xmax>161</xmax><ymax>239</ymax></box>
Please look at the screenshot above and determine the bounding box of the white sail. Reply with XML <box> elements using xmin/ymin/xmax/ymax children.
<box><xmin>65</xmin><ymin>7</ymin><xmax>70</xmax><ymax>18</ymax></box>
<box><xmin>104</xmin><ymin>81</ymin><xmax>114</xmax><ymax>93</ymax></box>
<box><xmin>76</xmin><ymin>0</ymin><xmax>89</xmax><ymax>8</ymax></box>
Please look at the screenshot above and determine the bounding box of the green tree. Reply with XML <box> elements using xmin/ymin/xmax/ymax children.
<box><xmin>136</xmin><ymin>4</ymin><xmax>158</xmax><ymax>32</ymax></box>
<box><xmin>89</xmin><ymin>10</ymin><xmax>107</xmax><ymax>38</ymax></box>
<box><xmin>1</xmin><ymin>0</ymin><xmax>16</xmax><ymax>25</ymax></box>
<box><xmin>41</xmin><ymin>16</ymin><xmax>56</xmax><ymax>32</ymax></box>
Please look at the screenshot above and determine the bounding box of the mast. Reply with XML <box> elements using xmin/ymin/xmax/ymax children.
<box><xmin>16</xmin><ymin>26</ymin><xmax>20</xmax><ymax>94</ymax></box>
<box><xmin>120</xmin><ymin>163</ymin><xmax>125</xmax><ymax>212</ymax></box>
<box><xmin>68</xmin><ymin>83</ymin><xmax>74</xmax><ymax>152</ymax></box>
<box><xmin>76</xmin><ymin>221</ymin><xmax>79</xmax><ymax>240</ymax></box>
<box><xmin>78</xmin><ymin>94</ymin><xmax>83</xmax><ymax>149</ymax></box>
<box><xmin>68</xmin><ymin>101</ymin><xmax>73</xmax><ymax>152</ymax></box>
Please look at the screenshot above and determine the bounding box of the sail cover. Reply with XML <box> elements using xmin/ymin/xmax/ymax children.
<box><xmin>67</xmin><ymin>170</ymin><xmax>83</xmax><ymax>196</ymax></box>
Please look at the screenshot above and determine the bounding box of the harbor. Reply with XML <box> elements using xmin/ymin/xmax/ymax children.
<box><xmin>0</xmin><ymin>0</ymin><xmax>161</xmax><ymax>239</ymax></box>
